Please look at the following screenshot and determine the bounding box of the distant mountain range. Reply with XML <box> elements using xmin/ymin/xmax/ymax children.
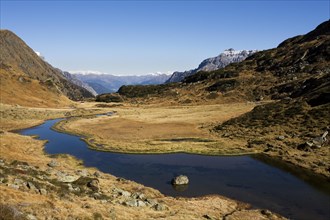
<box><xmin>61</xmin><ymin>71</ymin><xmax>98</xmax><ymax>96</ymax></box>
<box><xmin>166</xmin><ymin>48</ymin><xmax>257</xmax><ymax>83</ymax></box>
<box><xmin>70</xmin><ymin>71</ymin><xmax>171</xmax><ymax>94</ymax></box>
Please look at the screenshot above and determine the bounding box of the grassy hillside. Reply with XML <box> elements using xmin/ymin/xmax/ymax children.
<box><xmin>115</xmin><ymin>20</ymin><xmax>329</xmax><ymax>105</ymax></box>
<box><xmin>0</xmin><ymin>30</ymin><xmax>94</xmax><ymax>107</ymax></box>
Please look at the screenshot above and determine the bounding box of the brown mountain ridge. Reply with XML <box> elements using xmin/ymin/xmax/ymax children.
<box><xmin>0</xmin><ymin>30</ymin><xmax>94</xmax><ymax>107</ymax></box>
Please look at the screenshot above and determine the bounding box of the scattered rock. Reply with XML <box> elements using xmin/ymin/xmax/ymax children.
<box><xmin>303</xmin><ymin>131</ymin><xmax>329</xmax><ymax>149</ymax></box>
<box><xmin>92</xmin><ymin>192</ymin><xmax>102</xmax><ymax>199</ymax></box>
<box><xmin>312</xmin><ymin>137</ymin><xmax>324</xmax><ymax>148</ymax></box>
<box><xmin>146</xmin><ymin>199</ymin><xmax>157</xmax><ymax>206</ymax></box>
<box><xmin>87</xmin><ymin>179</ymin><xmax>100</xmax><ymax>192</ymax></box>
<box><xmin>277</xmin><ymin>136</ymin><xmax>285</xmax><ymax>140</ymax></box>
<box><xmin>47</xmin><ymin>160</ymin><xmax>59</xmax><ymax>167</ymax></box>
<box><xmin>137</xmin><ymin>200</ymin><xmax>146</xmax><ymax>207</ymax></box>
<box><xmin>260</xmin><ymin>209</ymin><xmax>273</xmax><ymax>217</ymax></box>
<box><xmin>58</xmin><ymin>175</ymin><xmax>79</xmax><ymax>183</ymax></box>
<box><xmin>114</xmin><ymin>188</ymin><xmax>131</xmax><ymax>197</ymax></box>
<box><xmin>27</xmin><ymin>182</ymin><xmax>38</xmax><ymax>191</ymax></box>
<box><xmin>154</xmin><ymin>203</ymin><xmax>166</xmax><ymax>211</ymax></box>
<box><xmin>45</xmin><ymin>168</ymin><xmax>53</xmax><ymax>174</ymax></box>
<box><xmin>76</xmin><ymin>169</ymin><xmax>89</xmax><ymax>177</ymax></box>
<box><xmin>116</xmin><ymin>177</ymin><xmax>127</xmax><ymax>182</ymax></box>
<box><xmin>93</xmin><ymin>171</ymin><xmax>101</xmax><ymax>177</ymax></box>
<box><xmin>14</xmin><ymin>178</ymin><xmax>24</xmax><ymax>185</ymax></box>
<box><xmin>100</xmin><ymin>199</ymin><xmax>107</xmax><ymax>204</ymax></box>
<box><xmin>39</xmin><ymin>188</ymin><xmax>47</xmax><ymax>195</ymax></box>
<box><xmin>131</xmin><ymin>192</ymin><xmax>145</xmax><ymax>200</ymax></box>
<box><xmin>123</xmin><ymin>199</ymin><xmax>138</xmax><ymax>207</ymax></box>
<box><xmin>26</xmin><ymin>214</ymin><xmax>37</xmax><ymax>220</ymax></box>
<box><xmin>82</xmin><ymin>203</ymin><xmax>91</xmax><ymax>209</ymax></box>
<box><xmin>172</xmin><ymin>175</ymin><xmax>189</xmax><ymax>185</ymax></box>
<box><xmin>7</xmin><ymin>184</ymin><xmax>19</xmax><ymax>190</ymax></box>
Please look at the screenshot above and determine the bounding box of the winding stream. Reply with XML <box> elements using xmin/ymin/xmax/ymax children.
<box><xmin>19</xmin><ymin>118</ymin><xmax>330</xmax><ymax>220</ymax></box>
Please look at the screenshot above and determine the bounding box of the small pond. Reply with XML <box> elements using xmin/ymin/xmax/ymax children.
<box><xmin>19</xmin><ymin>118</ymin><xmax>330</xmax><ymax>220</ymax></box>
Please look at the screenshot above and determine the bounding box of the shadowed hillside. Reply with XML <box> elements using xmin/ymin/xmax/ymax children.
<box><xmin>0</xmin><ymin>30</ymin><xmax>94</xmax><ymax>107</ymax></box>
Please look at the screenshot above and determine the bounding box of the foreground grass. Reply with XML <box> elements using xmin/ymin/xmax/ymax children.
<box><xmin>0</xmin><ymin>102</ymin><xmax>283</xmax><ymax>219</ymax></box>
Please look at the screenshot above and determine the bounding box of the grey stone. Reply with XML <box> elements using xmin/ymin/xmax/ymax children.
<box><xmin>261</xmin><ymin>209</ymin><xmax>272</xmax><ymax>217</ymax></box>
<box><xmin>7</xmin><ymin>184</ymin><xmax>19</xmax><ymax>190</ymax></box>
<box><xmin>47</xmin><ymin>160</ymin><xmax>59</xmax><ymax>167</ymax></box>
<box><xmin>27</xmin><ymin>182</ymin><xmax>38</xmax><ymax>191</ymax></box>
<box><xmin>155</xmin><ymin>203</ymin><xmax>166</xmax><ymax>211</ymax></box>
<box><xmin>14</xmin><ymin>178</ymin><xmax>24</xmax><ymax>185</ymax></box>
<box><xmin>312</xmin><ymin>137</ymin><xmax>323</xmax><ymax>148</ymax></box>
<box><xmin>132</xmin><ymin>192</ymin><xmax>145</xmax><ymax>200</ymax></box>
<box><xmin>58</xmin><ymin>175</ymin><xmax>79</xmax><ymax>183</ymax></box>
<box><xmin>76</xmin><ymin>169</ymin><xmax>89</xmax><ymax>177</ymax></box>
<box><xmin>82</xmin><ymin>203</ymin><xmax>91</xmax><ymax>209</ymax></box>
<box><xmin>123</xmin><ymin>199</ymin><xmax>138</xmax><ymax>207</ymax></box>
<box><xmin>172</xmin><ymin>175</ymin><xmax>189</xmax><ymax>185</ymax></box>
<box><xmin>39</xmin><ymin>188</ymin><xmax>47</xmax><ymax>195</ymax></box>
<box><xmin>87</xmin><ymin>179</ymin><xmax>100</xmax><ymax>192</ymax></box>
<box><xmin>92</xmin><ymin>192</ymin><xmax>102</xmax><ymax>199</ymax></box>
<box><xmin>114</xmin><ymin>188</ymin><xmax>131</xmax><ymax>197</ymax></box>
<box><xmin>67</xmin><ymin>184</ymin><xmax>74</xmax><ymax>192</ymax></box>
<box><xmin>93</xmin><ymin>171</ymin><xmax>101</xmax><ymax>177</ymax></box>
<box><xmin>26</xmin><ymin>214</ymin><xmax>37</xmax><ymax>220</ymax></box>
<box><xmin>137</xmin><ymin>200</ymin><xmax>146</xmax><ymax>207</ymax></box>
<box><xmin>277</xmin><ymin>136</ymin><xmax>285</xmax><ymax>140</ymax></box>
<box><xmin>146</xmin><ymin>199</ymin><xmax>157</xmax><ymax>206</ymax></box>
<box><xmin>305</xmin><ymin>141</ymin><xmax>314</xmax><ymax>147</ymax></box>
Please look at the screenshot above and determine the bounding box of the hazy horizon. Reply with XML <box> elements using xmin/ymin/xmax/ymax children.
<box><xmin>1</xmin><ymin>0</ymin><xmax>329</xmax><ymax>75</ymax></box>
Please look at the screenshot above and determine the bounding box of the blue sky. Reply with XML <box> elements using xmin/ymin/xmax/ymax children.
<box><xmin>1</xmin><ymin>0</ymin><xmax>329</xmax><ymax>75</ymax></box>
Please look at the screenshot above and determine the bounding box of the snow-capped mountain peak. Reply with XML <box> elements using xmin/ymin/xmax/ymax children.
<box><xmin>166</xmin><ymin>48</ymin><xmax>258</xmax><ymax>83</ymax></box>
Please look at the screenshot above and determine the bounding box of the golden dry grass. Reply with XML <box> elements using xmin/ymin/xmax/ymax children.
<box><xmin>54</xmin><ymin>103</ymin><xmax>259</xmax><ymax>155</ymax></box>
<box><xmin>0</xmin><ymin>69</ymin><xmax>72</xmax><ymax>108</ymax></box>
<box><xmin>0</xmin><ymin>103</ymin><xmax>109</xmax><ymax>131</ymax></box>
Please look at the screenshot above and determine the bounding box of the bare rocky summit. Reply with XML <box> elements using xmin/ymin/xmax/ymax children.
<box><xmin>166</xmin><ymin>48</ymin><xmax>257</xmax><ymax>83</ymax></box>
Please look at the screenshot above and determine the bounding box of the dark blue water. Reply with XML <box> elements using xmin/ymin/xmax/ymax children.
<box><xmin>20</xmin><ymin>119</ymin><xmax>330</xmax><ymax>220</ymax></box>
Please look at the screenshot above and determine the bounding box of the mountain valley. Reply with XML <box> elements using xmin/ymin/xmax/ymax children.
<box><xmin>0</xmin><ymin>19</ymin><xmax>329</xmax><ymax>220</ymax></box>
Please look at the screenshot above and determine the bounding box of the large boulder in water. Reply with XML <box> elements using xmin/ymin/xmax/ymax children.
<box><xmin>172</xmin><ymin>175</ymin><xmax>189</xmax><ymax>185</ymax></box>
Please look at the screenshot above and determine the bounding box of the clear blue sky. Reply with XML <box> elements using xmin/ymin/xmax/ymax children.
<box><xmin>1</xmin><ymin>0</ymin><xmax>329</xmax><ymax>75</ymax></box>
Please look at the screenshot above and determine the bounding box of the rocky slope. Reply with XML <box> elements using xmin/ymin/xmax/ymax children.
<box><xmin>0</xmin><ymin>30</ymin><xmax>94</xmax><ymax>106</ymax></box>
<box><xmin>166</xmin><ymin>48</ymin><xmax>257</xmax><ymax>83</ymax></box>
<box><xmin>71</xmin><ymin>71</ymin><xmax>171</xmax><ymax>94</ymax></box>
<box><xmin>62</xmin><ymin>71</ymin><xmax>98</xmax><ymax>96</ymax></box>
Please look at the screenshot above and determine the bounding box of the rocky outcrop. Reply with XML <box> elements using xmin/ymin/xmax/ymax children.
<box><xmin>172</xmin><ymin>175</ymin><xmax>189</xmax><ymax>185</ymax></box>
